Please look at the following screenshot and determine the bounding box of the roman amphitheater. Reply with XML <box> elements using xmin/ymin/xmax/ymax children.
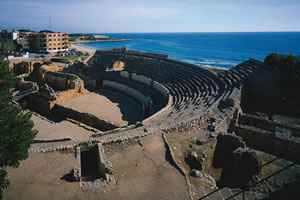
<box><xmin>4</xmin><ymin>48</ymin><xmax>300</xmax><ymax>200</ymax></box>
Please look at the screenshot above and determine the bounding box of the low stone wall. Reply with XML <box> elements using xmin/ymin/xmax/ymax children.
<box><xmin>40</xmin><ymin>70</ymin><xmax>84</xmax><ymax>91</ymax></box>
<box><xmin>10</xmin><ymin>60</ymin><xmax>42</xmax><ymax>76</ymax></box>
<box><xmin>97</xmin><ymin>143</ymin><xmax>113</xmax><ymax>181</ymax></box>
<box><xmin>120</xmin><ymin>71</ymin><xmax>169</xmax><ymax>106</ymax></box>
<box><xmin>23</xmin><ymin>94</ymin><xmax>56</xmax><ymax>114</ymax></box>
<box><xmin>25</xmin><ymin>63</ymin><xmax>87</xmax><ymax>110</ymax></box>
<box><xmin>53</xmin><ymin>104</ymin><xmax>119</xmax><ymax>131</ymax></box>
<box><xmin>16</xmin><ymin>74</ymin><xmax>39</xmax><ymax>91</ymax></box>
<box><xmin>233</xmin><ymin>124</ymin><xmax>300</xmax><ymax>164</ymax></box>
<box><xmin>33</xmin><ymin>137</ymin><xmax>72</xmax><ymax>143</ymax></box>
<box><xmin>239</xmin><ymin>113</ymin><xmax>300</xmax><ymax>138</ymax></box>
<box><xmin>103</xmin><ymin>79</ymin><xmax>148</xmax><ymax>107</ymax></box>
<box><xmin>143</xmin><ymin>94</ymin><xmax>172</xmax><ymax>124</ymax></box>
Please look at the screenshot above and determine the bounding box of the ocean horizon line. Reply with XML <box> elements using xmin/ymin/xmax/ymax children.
<box><xmin>75</xmin><ymin>31</ymin><xmax>300</xmax><ymax>34</ymax></box>
<box><xmin>77</xmin><ymin>32</ymin><xmax>300</xmax><ymax>69</ymax></box>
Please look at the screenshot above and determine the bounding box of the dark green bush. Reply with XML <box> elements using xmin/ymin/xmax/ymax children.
<box><xmin>264</xmin><ymin>53</ymin><xmax>300</xmax><ymax>99</ymax></box>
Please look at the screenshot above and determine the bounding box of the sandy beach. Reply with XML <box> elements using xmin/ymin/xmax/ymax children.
<box><xmin>69</xmin><ymin>43</ymin><xmax>95</xmax><ymax>54</ymax></box>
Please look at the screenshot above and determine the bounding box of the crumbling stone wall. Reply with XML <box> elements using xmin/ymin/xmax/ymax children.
<box><xmin>39</xmin><ymin>65</ymin><xmax>84</xmax><ymax>91</ymax></box>
<box><xmin>10</xmin><ymin>60</ymin><xmax>42</xmax><ymax>76</ymax></box>
<box><xmin>232</xmin><ymin>115</ymin><xmax>300</xmax><ymax>164</ymax></box>
<box><xmin>52</xmin><ymin>104</ymin><xmax>119</xmax><ymax>131</ymax></box>
<box><xmin>97</xmin><ymin>143</ymin><xmax>113</xmax><ymax>181</ymax></box>
<box><xmin>238</xmin><ymin>113</ymin><xmax>300</xmax><ymax>138</ymax></box>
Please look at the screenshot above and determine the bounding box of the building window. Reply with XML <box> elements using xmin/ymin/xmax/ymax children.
<box><xmin>49</xmin><ymin>48</ymin><xmax>52</xmax><ymax>50</ymax></box>
<box><xmin>53</xmin><ymin>48</ymin><xmax>56</xmax><ymax>50</ymax></box>
<box><xmin>49</xmin><ymin>39</ymin><xmax>52</xmax><ymax>41</ymax></box>
<box><xmin>58</xmin><ymin>47</ymin><xmax>61</xmax><ymax>50</ymax></box>
<box><xmin>58</xmin><ymin>39</ymin><xmax>60</xmax><ymax>41</ymax></box>
<box><xmin>58</xmin><ymin>43</ymin><xmax>60</xmax><ymax>45</ymax></box>
<box><xmin>53</xmin><ymin>39</ymin><xmax>56</xmax><ymax>41</ymax></box>
<box><xmin>49</xmin><ymin>35</ymin><xmax>52</xmax><ymax>37</ymax></box>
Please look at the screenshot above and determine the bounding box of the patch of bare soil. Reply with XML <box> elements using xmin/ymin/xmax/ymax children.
<box><xmin>165</xmin><ymin>129</ymin><xmax>206</xmax><ymax>174</ymax></box>
<box><xmin>32</xmin><ymin>114</ymin><xmax>94</xmax><ymax>140</ymax></box>
<box><xmin>103</xmin><ymin>133</ymin><xmax>190</xmax><ymax>200</ymax></box>
<box><xmin>4</xmin><ymin>133</ymin><xmax>191</xmax><ymax>200</ymax></box>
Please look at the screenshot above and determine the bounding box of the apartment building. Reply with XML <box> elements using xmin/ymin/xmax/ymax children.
<box><xmin>0</xmin><ymin>30</ymin><xmax>19</xmax><ymax>40</ymax></box>
<box><xmin>28</xmin><ymin>32</ymin><xmax>69</xmax><ymax>53</ymax></box>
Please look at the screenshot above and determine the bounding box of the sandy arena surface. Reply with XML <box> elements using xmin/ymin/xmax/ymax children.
<box><xmin>32</xmin><ymin>114</ymin><xmax>93</xmax><ymax>140</ymax></box>
<box><xmin>4</xmin><ymin>134</ymin><xmax>190</xmax><ymax>200</ymax></box>
<box><xmin>57</xmin><ymin>90</ymin><xmax>142</xmax><ymax>127</ymax></box>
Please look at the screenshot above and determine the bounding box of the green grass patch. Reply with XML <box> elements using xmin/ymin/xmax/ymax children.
<box><xmin>209</xmin><ymin>68</ymin><xmax>223</xmax><ymax>73</ymax></box>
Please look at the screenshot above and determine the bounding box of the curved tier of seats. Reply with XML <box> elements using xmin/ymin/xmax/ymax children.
<box><xmin>87</xmin><ymin>49</ymin><xmax>225</xmax><ymax>127</ymax></box>
<box><xmin>217</xmin><ymin>59</ymin><xmax>272</xmax><ymax>101</ymax></box>
<box><xmin>85</xmin><ymin>49</ymin><xmax>272</xmax><ymax>130</ymax></box>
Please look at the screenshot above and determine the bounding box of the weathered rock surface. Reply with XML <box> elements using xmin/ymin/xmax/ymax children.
<box><xmin>190</xmin><ymin>169</ymin><xmax>216</xmax><ymax>188</ymax></box>
<box><xmin>231</xmin><ymin>147</ymin><xmax>261</xmax><ymax>186</ymax></box>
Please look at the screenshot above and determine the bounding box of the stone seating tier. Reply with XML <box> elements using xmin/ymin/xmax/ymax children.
<box><xmin>87</xmin><ymin>51</ymin><xmax>269</xmax><ymax>127</ymax></box>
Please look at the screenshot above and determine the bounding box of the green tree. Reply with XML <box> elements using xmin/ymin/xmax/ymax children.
<box><xmin>0</xmin><ymin>39</ymin><xmax>17</xmax><ymax>58</ymax></box>
<box><xmin>265</xmin><ymin>52</ymin><xmax>300</xmax><ymax>99</ymax></box>
<box><xmin>0</xmin><ymin>55</ymin><xmax>37</xmax><ymax>199</ymax></box>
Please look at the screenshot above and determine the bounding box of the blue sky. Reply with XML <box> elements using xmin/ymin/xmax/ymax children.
<box><xmin>0</xmin><ymin>0</ymin><xmax>300</xmax><ymax>33</ymax></box>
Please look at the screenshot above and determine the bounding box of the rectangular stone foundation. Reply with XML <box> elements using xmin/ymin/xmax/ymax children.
<box><xmin>77</xmin><ymin>143</ymin><xmax>113</xmax><ymax>184</ymax></box>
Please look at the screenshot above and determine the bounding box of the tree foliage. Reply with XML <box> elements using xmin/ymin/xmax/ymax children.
<box><xmin>264</xmin><ymin>53</ymin><xmax>300</xmax><ymax>99</ymax></box>
<box><xmin>0</xmin><ymin>39</ymin><xmax>17</xmax><ymax>57</ymax></box>
<box><xmin>0</xmin><ymin>55</ymin><xmax>37</xmax><ymax>199</ymax></box>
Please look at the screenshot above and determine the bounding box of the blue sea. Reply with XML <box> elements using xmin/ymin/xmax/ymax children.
<box><xmin>78</xmin><ymin>32</ymin><xmax>300</xmax><ymax>69</ymax></box>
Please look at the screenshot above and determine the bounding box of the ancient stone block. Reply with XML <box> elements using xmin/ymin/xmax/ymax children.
<box><xmin>231</xmin><ymin>147</ymin><xmax>261</xmax><ymax>186</ymax></box>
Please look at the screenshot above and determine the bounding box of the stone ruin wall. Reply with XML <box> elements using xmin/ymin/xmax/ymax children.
<box><xmin>53</xmin><ymin>104</ymin><xmax>119</xmax><ymax>131</ymax></box>
<box><xmin>238</xmin><ymin>113</ymin><xmax>300</xmax><ymax>138</ymax></box>
<box><xmin>231</xmin><ymin>112</ymin><xmax>300</xmax><ymax>164</ymax></box>
<box><xmin>9</xmin><ymin>60</ymin><xmax>42</xmax><ymax>75</ymax></box>
<box><xmin>11</xmin><ymin>60</ymin><xmax>86</xmax><ymax>117</ymax></box>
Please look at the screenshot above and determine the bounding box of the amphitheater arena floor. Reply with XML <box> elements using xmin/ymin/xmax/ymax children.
<box><xmin>57</xmin><ymin>89</ymin><xmax>141</xmax><ymax>127</ymax></box>
<box><xmin>31</xmin><ymin>114</ymin><xmax>93</xmax><ymax>140</ymax></box>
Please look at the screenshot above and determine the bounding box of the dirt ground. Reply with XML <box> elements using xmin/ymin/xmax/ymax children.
<box><xmin>32</xmin><ymin>114</ymin><xmax>94</xmax><ymax>140</ymax></box>
<box><xmin>57</xmin><ymin>89</ymin><xmax>142</xmax><ymax>127</ymax></box>
<box><xmin>4</xmin><ymin>133</ymin><xmax>191</xmax><ymax>200</ymax></box>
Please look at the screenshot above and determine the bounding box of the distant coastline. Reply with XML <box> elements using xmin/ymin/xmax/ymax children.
<box><xmin>70</xmin><ymin>38</ymin><xmax>133</xmax><ymax>44</ymax></box>
<box><xmin>77</xmin><ymin>32</ymin><xmax>300</xmax><ymax>69</ymax></box>
<box><xmin>71</xmin><ymin>43</ymin><xmax>227</xmax><ymax>73</ymax></box>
